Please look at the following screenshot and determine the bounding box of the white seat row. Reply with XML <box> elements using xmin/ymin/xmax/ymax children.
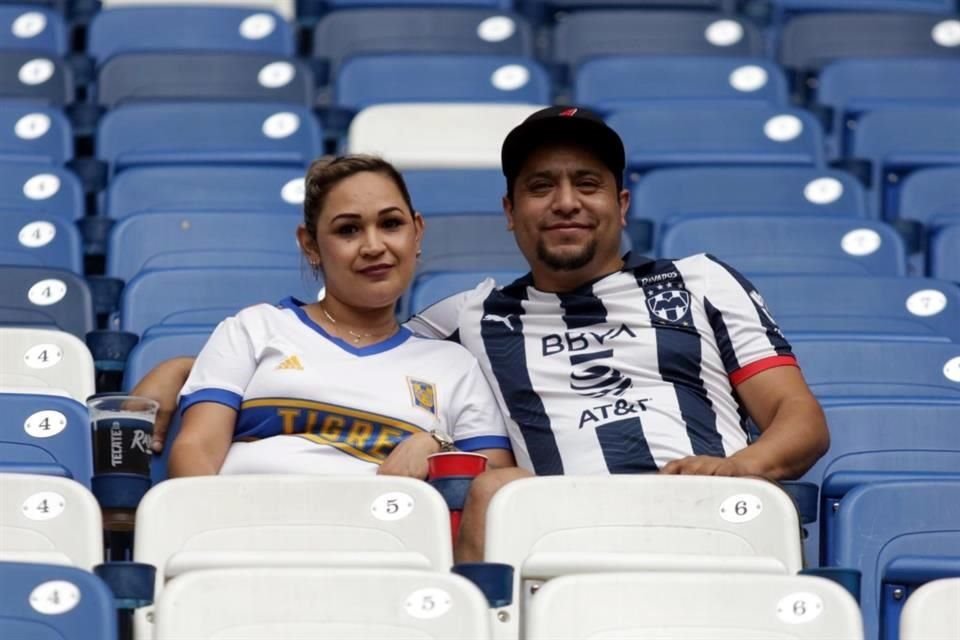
<box><xmin>0</xmin><ymin>327</ymin><xmax>96</xmax><ymax>402</ymax></box>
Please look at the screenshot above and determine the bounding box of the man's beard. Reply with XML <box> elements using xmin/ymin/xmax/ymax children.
<box><xmin>536</xmin><ymin>238</ymin><xmax>597</xmax><ymax>271</ymax></box>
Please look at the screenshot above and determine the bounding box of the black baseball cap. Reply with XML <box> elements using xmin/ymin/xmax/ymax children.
<box><xmin>501</xmin><ymin>106</ymin><xmax>626</xmax><ymax>191</ymax></box>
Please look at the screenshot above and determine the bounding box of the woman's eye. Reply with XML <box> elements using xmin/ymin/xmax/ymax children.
<box><xmin>335</xmin><ymin>225</ymin><xmax>358</xmax><ymax>236</ymax></box>
<box><xmin>382</xmin><ymin>217</ymin><xmax>404</xmax><ymax>229</ymax></box>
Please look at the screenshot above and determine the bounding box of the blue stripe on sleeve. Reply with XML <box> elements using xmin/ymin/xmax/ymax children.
<box><xmin>455</xmin><ymin>435</ymin><xmax>512</xmax><ymax>452</ymax></box>
<box><xmin>179</xmin><ymin>388</ymin><xmax>243</xmax><ymax>415</ymax></box>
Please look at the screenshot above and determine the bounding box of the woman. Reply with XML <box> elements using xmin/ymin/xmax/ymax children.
<box><xmin>169</xmin><ymin>155</ymin><xmax>513</xmax><ymax>478</ymax></box>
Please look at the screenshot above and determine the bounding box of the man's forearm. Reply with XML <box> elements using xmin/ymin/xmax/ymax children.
<box><xmin>732</xmin><ymin>395</ymin><xmax>829</xmax><ymax>481</ymax></box>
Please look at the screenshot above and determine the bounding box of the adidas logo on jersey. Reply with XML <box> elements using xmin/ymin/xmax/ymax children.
<box><xmin>276</xmin><ymin>355</ymin><xmax>303</xmax><ymax>371</ymax></box>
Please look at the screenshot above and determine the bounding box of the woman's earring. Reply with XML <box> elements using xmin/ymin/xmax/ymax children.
<box><xmin>416</xmin><ymin>248</ymin><xmax>422</xmax><ymax>257</ymax></box>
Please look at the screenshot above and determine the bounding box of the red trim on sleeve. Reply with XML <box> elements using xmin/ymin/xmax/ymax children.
<box><xmin>729</xmin><ymin>355</ymin><xmax>798</xmax><ymax>387</ymax></box>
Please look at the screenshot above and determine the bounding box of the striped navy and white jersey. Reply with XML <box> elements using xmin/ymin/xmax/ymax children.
<box><xmin>406</xmin><ymin>253</ymin><xmax>797</xmax><ymax>475</ymax></box>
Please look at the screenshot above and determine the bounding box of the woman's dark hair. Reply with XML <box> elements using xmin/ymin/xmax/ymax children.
<box><xmin>302</xmin><ymin>155</ymin><xmax>415</xmax><ymax>238</ymax></box>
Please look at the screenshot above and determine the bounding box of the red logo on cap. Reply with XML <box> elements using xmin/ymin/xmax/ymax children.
<box><xmin>559</xmin><ymin>108</ymin><xmax>579</xmax><ymax>117</ymax></box>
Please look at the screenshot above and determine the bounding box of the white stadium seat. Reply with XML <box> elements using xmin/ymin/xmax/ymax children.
<box><xmin>0</xmin><ymin>474</ymin><xmax>103</xmax><ymax>570</ymax></box>
<box><xmin>526</xmin><ymin>572</ymin><xmax>863</xmax><ymax>640</ymax></box>
<box><xmin>154</xmin><ymin>568</ymin><xmax>492</xmax><ymax>640</ymax></box>
<box><xmin>0</xmin><ymin>328</ymin><xmax>95</xmax><ymax>403</ymax></box>
<box><xmin>900</xmin><ymin>578</ymin><xmax>960</xmax><ymax>640</ymax></box>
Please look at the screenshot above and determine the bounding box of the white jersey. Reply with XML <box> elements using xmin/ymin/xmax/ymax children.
<box><xmin>180</xmin><ymin>298</ymin><xmax>510</xmax><ymax>475</ymax></box>
<box><xmin>407</xmin><ymin>253</ymin><xmax>796</xmax><ymax>475</ymax></box>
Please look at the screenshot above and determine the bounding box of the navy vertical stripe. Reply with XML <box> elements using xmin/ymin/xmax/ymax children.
<box><xmin>704</xmin><ymin>297</ymin><xmax>740</xmax><ymax>374</ymax></box>
<box><xmin>635</xmin><ymin>263</ymin><xmax>725</xmax><ymax>458</ymax></box>
<box><xmin>704</xmin><ymin>254</ymin><xmax>792</xmax><ymax>355</ymax></box>
<box><xmin>481</xmin><ymin>286</ymin><xmax>564</xmax><ymax>475</ymax></box>
<box><xmin>559</xmin><ymin>284</ymin><xmax>656</xmax><ymax>473</ymax></box>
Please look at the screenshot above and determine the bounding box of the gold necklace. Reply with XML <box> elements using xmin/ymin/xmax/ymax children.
<box><xmin>319</xmin><ymin>304</ymin><xmax>394</xmax><ymax>344</ymax></box>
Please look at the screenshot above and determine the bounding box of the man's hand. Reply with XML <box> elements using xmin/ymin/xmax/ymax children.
<box><xmin>660</xmin><ymin>454</ymin><xmax>759</xmax><ymax>478</ymax></box>
<box><xmin>377</xmin><ymin>432</ymin><xmax>441</xmax><ymax>479</ymax></box>
<box><xmin>129</xmin><ymin>357</ymin><xmax>195</xmax><ymax>453</ymax></box>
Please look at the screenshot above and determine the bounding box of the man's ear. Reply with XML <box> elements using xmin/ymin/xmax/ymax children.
<box><xmin>503</xmin><ymin>195</ymin><xmax>515</xmax><ymax>230</ymax></box>
<box><xmin>618</xmin><ymin>188</ymin><xmax>630</xmax><ymax>228</ymax></box>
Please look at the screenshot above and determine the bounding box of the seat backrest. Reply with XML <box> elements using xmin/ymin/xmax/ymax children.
<box><xmin>930</xmin><ymin>224</ymin><xmax>960</xmax><ymax>283</ymax></box>
<box><xmin>0</xmin><ymin>7</ymin><xmax>67</xmax><ymax>55</ymax></box>
<box><xmin>0</xmin><ymin>104</ymin><xmax>72</xmax><ymax>164</ymax></box>
<box><xmin>553</xmin><ymin>12</ymin><xmax>762</xmax><ymax>69</ymax></box>
<box><xmin>418</xmin><ymin>213</ymin><xmax>527</xmax><ymax>272</ymax></box>
<box><xmin>155</xmin><ymin>568</ymin><xmax>490</xmax><ymax>640</ymax></box>
<box><xmin>832</xmin><ymin>479</ymin><xmax>960</xmax><ymax>640</ymax></box>
<box><xmin>135</xmin><ymin>476</ymin><xmax>454</xmax><ymax>638</ymax></box>
<box><xmin>898</xmin><ymin>166</ymin><xmax>960</xmax><ymax>227</ymax></box>
<box><xmin>791</xmin><ymin>337</ymin><xmax>960</xmax><ymax>399</ymax></box>
<box><xmin>527</xmin><ymin>572</ymin><xmax>863</xmax><ymax>640</ymax></box>
<box><xmin>96</xmin><ymin>53</ymin><xmax>313</xmax><ymax>108</ymax></box>
<box><xmin>0</xmin><ymin>163</ymin><xmax>83</xmax><ymax>221</ymax></box>
<box><xmin>0</xmin><ymin>266</ymin><xmax>94</xmax><ymax>338</ymax></box>
<box><xmin>119</xmin><ymin>266</ymin><xmax>322</xmax><ymax>335</ymax></box>
<box><xmin>780</xmin><ymin>13</ymin><xmax>960</xmax><ymax>73</ymax></box>
<box><xmin>335</xmin><ymin>54</ymin><xmax>550</xmax><ymax>109</ymax></box>
<box><xmin>403</xmin><ymin>169</ymin><xmax>505</xmax><ymax>216</ymax></box>
<box><xmin>659</xmin><ymin>215</ymin><xmax>906</xmax><ymax>276</ymax></box>
<box><xmin>574</xmin><ymin>56</ymin><xmax>788</xmax><ymax>111</ymax></box>
<box><xmin>0</xmin><ymin>52</ymin><xmax>72</xmax><ymax>105</ymax></box>
<box><xmin>101</xmin><ymin>0</ymin><xmax>295</xmax><ymax>21</ymax></box>
<box><xmin>313</xmin><ymin>9</ymin><xmax>533</xmax><ymax>73</ymax></box>
<box><xmin>485</xmin><ymin>476</ymin><xmax>803</xmax><ymax>640</ymax></box>
<box><xmin>347</xmin><ymin>103</ymin><xmax>542</xmax><ymax>169</ymax></box>
<box><xmin>608</xmin><ymin>105</ymin><xmax>824</xmax><ymax>170</ymax></box>
<box><xmin>96</xmin><ymin>102</ymin><xmax>322</xmax><ymax>173</ymax></box>
<box><xmin>107</xmin><ymin>211</ymin><xmax>302</xmax><ymax>281</ymax></box>
<box><xmin>0</xmin><ymin>393</ymin><xmax>92</xmax><ymax>486</ymax></box>
<box><xmin>853</xmin><ymin>107</ymin><xmax>960</xmax><ymax>170</ymax></box>
<box><xmin>900</xmin><ymin>577</ymin><xmax>960</xmax><ymax>640</ymax></box>
<box><xmin>749</xmin><ymin>275</ymin><xmax>960</xmax><ymax>342</ymax></box>
<box><xmin>0</xmin><ymin>211</ymin><xmax>82</xmax><ymax>272</ymax></box>
<box><xmin>88</xmin><ymin>6</ymin><xmax>293</xmax><ymax>64</ymax></box>
<box><xmin>0</xmin><ymin>474</ymin><xmax>103</xmax><ymax>569</ymax></box>
<box><xmin>0</xmin><ymin>561</ymin><xmax>116</xmax><ymax>639</ymax></box>
<box><xmin>0</xmin><ymin>327</ymin><xmax>95</xmax><ymax>402</ymax></box>
<box><xmin>103</xmin><ymin>165</ymin><xmax>303</xmax><ymax>219</ymax></box>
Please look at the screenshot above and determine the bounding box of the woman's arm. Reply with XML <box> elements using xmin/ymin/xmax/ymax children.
<box><xmin>168</xmin><ymin>402</ymin><xmax>236</xmax><ymax>477</ymax></box>
<box><xmin>129</xmin><ymin>356</ymin><xmax>197</xmax><ymax>453</ymax></box>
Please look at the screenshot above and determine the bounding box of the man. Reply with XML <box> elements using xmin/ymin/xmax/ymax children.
<box><xmin>134</xmin><ymin>106</ymin><xmax>829</xmax><ymax>561</ymax></box>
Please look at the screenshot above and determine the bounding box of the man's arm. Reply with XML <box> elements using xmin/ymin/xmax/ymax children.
<box><xmin>662</xmin><ymin>365</ymin><xmax>829</xmax><ymax>481</ymax></box>
<box><xmin>129</xmin><ymin>356</ymin><xmax>195</xmax><ymax>452</ymax></box>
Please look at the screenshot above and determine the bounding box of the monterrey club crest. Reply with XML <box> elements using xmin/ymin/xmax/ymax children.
<box><xmin>646</xmin><ymin>289</ymin><xmax>691</xmax><ymax>323</ymax></box>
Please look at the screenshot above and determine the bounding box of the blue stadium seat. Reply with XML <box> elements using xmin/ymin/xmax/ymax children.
<box><xmin>574</xmin><ymin>57</ymin><xmax>788</xmax><ymax>112</ymax></box>
<box><xmin>608</xmin><ymin>105</ymin><xmax>824</xmax><ymax>172</ymax></box>
<box><xmin>122</xmin><ymin>329</ymin><xmax>211</xmax><ymax>483</ymax></box>
<box><xmin>88</xmin><ymin>7</ymin><xmax>294</xmax><ymax>64</ymax></box>
<box><xmin>749</xmin><ymin>275</ymin><xmax>960</xmax><ymax>342</ymax></box>
<box><xmin>791</xmin><ymin>337</ymin><xmax>960</xmax><ymax>399</ymax></box>
<box><xmin>0</xmin><ymin>52</ymin><xmax>72</xmax><ymax>105</ymax></box>
<box><xmin>404</xmin><ymin>169</ymin><xmax>505</xmax><ymax>216</ymax></box>
<box><xmin>766</xmin><ymin>0</ymin><xmax>957</xmax><ymax>24</ymax></box>
<box><xmin>102</xmin><ymin>165</ymin><xmax>304</xmax><ymax>219</ymax></box>
<box><xmin>0</xmin><ymin>562</ymin><xmax>117</xmax><ymax>640</ymax></box>
<box><xmin>335</xmin><ymin>54</ymin><xmax>550</xmax><ymax>110</ymax></box>
<box><xmin>851</xmin><ymin>107</ymin><xmax>960</xmax><ymax>218</ymax></box>
<box><xmin>408</xmin><ymin>269</ymin><xmax>524</xmax><ymax>316</ymax></box>
<box><xmin>0</xmin><ymin>265</ymin><xmax>93</xmax><ymax>338</ymax></box>
<box><xmin>779</xmin><ymin>13</ymin><xmax>960</xmax><ymax>74</ymax></box>
<box><xmin>119</xmin><ymin>267</ymin><xmax>322</xmax><ymax>335</ymax></box>
<box><xmin>0</xmin><ymin>211</ymin><xmax>82</xmax><ymax>271</ymax></box>
<box><xmin>107</xmin><ymin>211</ymin><xmax>302</xmax><ymax>282</ymax></box>
<box><xmin>0</xmin><ymin>6</ymin><xmax>67</xmax><ymax>55</ymax></box>
<box><xmin>799</xmin><ymin>399</ymin><xmax>960</xmax><ymax>567</ymax></box>
<box><xmin>829</xmin><ymin>479</ymin><xmax>960</xmax><ymax>640</ymax></box>
<box><xmin>95</xmin><ymin>53</ymin><xmax>314</xmax><ymax>108</ymax></box>
<box><xmin>897</xmin><ymin>167</ymin><xmax>960</xmax><ymax>229</ymax></box>
<box><xmin>0</xmin><ymin>104</ymin><xmax>72</xmax><ymax>164</ymax></box>
<box><xmin>0</xmin><ymin>392</ymin><xmax>93</xmax><ymax>485</ymax></box>
<box><xmin>930</xmin><ymin>224</ymin><xmax>960</xmax><ymax>283</ymax></box>
<box><xmin>659</xmin><ymin>215</ymin><xmax>906</xmax><ymax>276</ymax></box>
<box><xmin>818</xmin><ymin>59</ymin><xmax>960</xmax><ymax>156</ymax></box>
<box><xmin>326</xmin><ymin>0</ymin><xmax>511</xmax><ymax>7</ymax></box>
<box><xmin>419</xmin><ymin>213</ymin><xmax>527</xmax><ymax>273</ymax></box>
<box><xmin>96</xmin><ymin>103</ymin><xmax>323</xmax><ymax>173</ymax></box>
<box><xmin>529</xmin><ymin>0</ymin><xmax>724</xmax><ymax>16</ymax></box>
<box><xmin>0</xmin><ymin>163</ymin><xmax>83</xmax><ymax>221</ymax></box>
<box><xmin>313</xmin><ymin>9</ymin><xmax>533</xmax><ymax>78</ymax></box>
<box><xmin>553</xmin><ymin>13</ymin><xmax>763</xmax><ymax>72</ymax></box>
<box><xmin>629</xmin><ymin>167</ymin><xmax>866</xmax><ymax>250</ymax></box>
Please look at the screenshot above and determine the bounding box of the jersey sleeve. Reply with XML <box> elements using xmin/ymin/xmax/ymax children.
<box><xmin>404</xmin><ymin>278</ymin><xmax>497</xmax><ymax>341</ymax></box>
<box><xmin>445</xmin><ymin>359</ymin><xmax>512</xmax><ymax>453</ymax></box>
<box><xmin>178</xmin><ymin>313</ymin><xmax>257</xmax><ymax>414</ymax></box>
<box><xmin>699</xmin><ymin>255</ymin><xmax>797</xmax><ymax>386</ymax></box>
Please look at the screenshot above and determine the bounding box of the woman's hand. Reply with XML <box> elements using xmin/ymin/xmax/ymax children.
<box><xmin>129</xmin><ymin>356</ymin><xmax>195</xmax><ymax>453</ymax></box>
<box><xmin>377</xmin><ymin>432</ymin><xmax>441</xmax><ymax>479</ymax></box>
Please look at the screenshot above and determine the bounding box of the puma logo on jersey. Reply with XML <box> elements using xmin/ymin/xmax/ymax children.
<box><xmin>482</xmin><ymin>313</ymin><xmax>516</xmax><ymax>331</ymax></box>
<box><xmin>275</xmin><ymin>355</ymin><xmax>303</xmax><ymax>371</ymax></box>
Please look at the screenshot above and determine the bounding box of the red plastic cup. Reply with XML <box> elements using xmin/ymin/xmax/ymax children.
<box><xmin>427</xmin><ymin>451</ymin><xmax>488</xmax><ymax>479</ymax></box>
